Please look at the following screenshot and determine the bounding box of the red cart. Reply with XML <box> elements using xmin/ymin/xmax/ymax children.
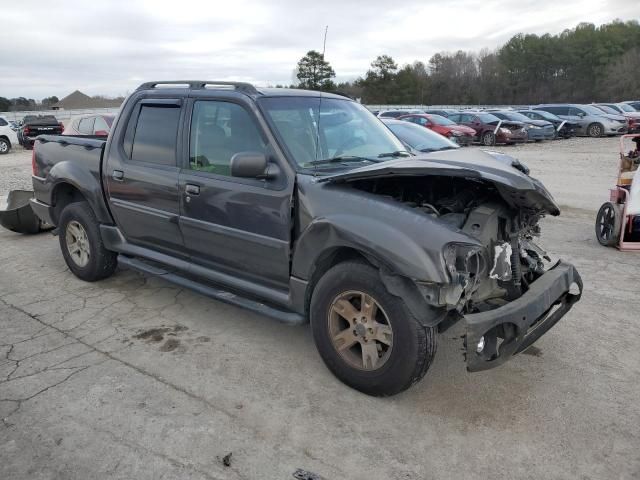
<box><xmin>595</xmin><ymin>134</ymin><xmax>640</xmax><ymax>250</ymax></box>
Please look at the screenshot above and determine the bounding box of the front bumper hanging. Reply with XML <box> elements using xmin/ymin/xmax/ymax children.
<box><xmin>464</xmin><ymin>261</ymin><xmax>582</xmax><ymax>372</ymax></box>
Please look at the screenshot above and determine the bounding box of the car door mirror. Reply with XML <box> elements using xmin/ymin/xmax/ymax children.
<box><xmin>231</xmin><ymin>151</ymin><xmax>274</xmax><ymax>179</ymax></box>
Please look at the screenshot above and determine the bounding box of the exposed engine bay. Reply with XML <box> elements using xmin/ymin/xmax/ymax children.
<box><xmin>350</xmin><ymin>175</ymin><xmax>552</xmax><ymax>313</ymax></box>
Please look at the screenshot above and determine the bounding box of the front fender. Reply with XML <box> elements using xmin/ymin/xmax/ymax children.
<box><xmin>292</xmin><ymin>214</ymin><xmax>449</xmax><ymax>283</ymax></box>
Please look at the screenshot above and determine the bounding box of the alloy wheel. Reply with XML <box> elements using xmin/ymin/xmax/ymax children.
<box><xmin>65</xmin><ymin>220</ymin><xmax>91</xmax><ymax>267</ymax></box>
<box><xmin>327</xmin><ymin>290</ymin><xmax>393</xmax><ymax>371</ymax></box>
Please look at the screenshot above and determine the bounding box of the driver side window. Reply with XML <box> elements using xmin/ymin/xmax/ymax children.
<box><xmin>189</xmin><ymin>101</ymin><xmax>267</xmax><ymax>176</ymax></box>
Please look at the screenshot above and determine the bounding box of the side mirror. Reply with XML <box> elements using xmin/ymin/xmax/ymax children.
<box><xmin>231</xmin><ymin>152</ymin><xmax>276</xmax><ymax>179</ymax></box>
<box><xmin>577</xmin><ymin>112</ymin><xmax>585</xmax><ymax>118</ymax></box>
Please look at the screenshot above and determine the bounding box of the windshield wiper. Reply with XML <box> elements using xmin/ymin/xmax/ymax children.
<box><xmin>306</xmin><ymin>156</ymin><xmax>379</xmax><ymax>167</ymax></box>
<box><xmin>377</xmin><ymin>150</ymin><xmax>413</xmax><ymax>158</ymax></box>
<box><xmin>420</xmin><ymin>146</ymin><xmax>457</xmax><ymax>153</ymax></box>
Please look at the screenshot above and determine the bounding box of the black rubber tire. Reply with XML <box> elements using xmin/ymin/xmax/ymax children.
<box><xmin>587</xmin><ymin>123</ymin><xmax>604</xmax><ymax>138</ymax></box>
<box><xmin>595</xmin><ymin>202</ymin><xmax>622</xmax><ymax>247</ymax></box>
<box><xmin>0</xmin><ymin>138</ymin><xmax>10</xmax><ymax>155</ymax></box>
<box><xmin>481</xmin><ymin>131</ymin><xmax>495</xmax><ymax>146</ymax></box>
<box><xmin>310</xmin><ymin>261</ymin><xmax>437</xmax><ymax>396</ymax></box>
<box><xmin>58</xmin><ymin>202</ymin><xmax>118</xmax><ymax>281</ymax></box>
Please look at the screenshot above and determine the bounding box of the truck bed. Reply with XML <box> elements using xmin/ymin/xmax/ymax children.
<box><xmin>32</xmin><ymin>135</ymin><xmax>107</xmax><ymax>219</ymax></box>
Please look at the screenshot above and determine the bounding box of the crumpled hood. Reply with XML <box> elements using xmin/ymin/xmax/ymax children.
<box><xmin>318</xmin><ymin>149</ymin><xmax>560</xmax><ymax>215</ymax></box>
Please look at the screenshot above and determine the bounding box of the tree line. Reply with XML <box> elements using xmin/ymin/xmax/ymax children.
<box><xmin>293</xmin><ymin>20</ymin><xmax>640</xmax><ymax>105</ymax></box>
<box><xmin>0</xmin><ymin>96</ymin><xmax>59</xmax><ymax>112</ymax></box>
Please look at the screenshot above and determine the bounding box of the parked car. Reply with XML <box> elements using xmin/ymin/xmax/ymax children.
<box><xmin>517</xmin><ymin>109</ymin><xmax>577</xmax><ymax>139</ymax></box>
<box><xmin>594</xmin><ymin>103</ymin><xmax>640</xmax><ymax>133</ymax></box>
<box><xmin>378</xmin><ymin>109</ymin><xmax>423</xmax><ymax>118</ymax></box>
<box><xmin>18</xmin><ymin>115</ymin><xmax>64</xmax><ymax>149</ymax></box>
<box><xmin>63</xmin><ymin>114</ymin><xmax>115</xmax><ymax>137</ymax></box>
<box><xmin>397</xmin><ymin>113</ymin><xmax>476</xmax><ymax>145</ymax></box>
<box><xmin>381</xmin><ymin>118</ymin><xmax>460</xmax><ymax>152</ymax></box>
<box><xmin>488</xmin><ymin>110</ymin><xmax>555</xmax><ymax>142</ymax></box>
<box><xmin>447</xmin><ymin>111</ymin><xmax>528</xmax><ymax>145</ymax></box>
<box><xmin>623</xmin><ymin>101</ymin><xmax>640</xmax><ymax>111</ymax></box>
<box><xmin>0</xmin><ymin>116</ymin><xmax>19</xmax><ymax>154</ymax></box>
<box><xmin>534</xmin><ymin>104</ymin><xmax>627</xmax><ymax>137</ymax></box>
<box><xmin>30</xmin><ymin>80</ymin><xmax>582</xmax><ymax>396</ymax></box>
<box><xmin>423</xmin><ymin>108</ymin><xmax>460</xmax><ymax>118</ymax></box>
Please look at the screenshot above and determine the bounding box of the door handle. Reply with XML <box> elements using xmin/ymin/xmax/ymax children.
<box><xmin>112</xmin><ymin>170</ymin><xmax>124</xmax><ymax>181</ymax></box>
<box><xmin>185</xmin><ymin>184</ymin><xmax>200</xmax><ymax>195</ymax></box>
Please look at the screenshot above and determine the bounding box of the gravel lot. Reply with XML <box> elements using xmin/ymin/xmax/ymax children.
<box><xmin>1</xmin><ymin>139</ymin><xmax>639</xmax><ymax>480</ymax></box>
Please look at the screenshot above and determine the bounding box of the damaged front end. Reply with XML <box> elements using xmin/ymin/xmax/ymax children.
<box><xmin>326</xmin><ymin>154</ymin><xmax>583</xmax><ymax>372</ymax></box>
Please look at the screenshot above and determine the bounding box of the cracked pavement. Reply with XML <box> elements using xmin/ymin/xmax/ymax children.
<box><xmin>1</xmin><ymin>140</ymin><xmax>640</xmax><ymax>479</ymax></box>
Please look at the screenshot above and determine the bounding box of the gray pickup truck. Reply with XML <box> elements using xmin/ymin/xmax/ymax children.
<box><xmin>30</xmin><ymin>81</ymin><xmax>582</xmax><ymax>396</ymax></box>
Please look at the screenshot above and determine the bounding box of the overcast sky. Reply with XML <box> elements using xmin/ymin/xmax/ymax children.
<box><xmin>1</xmin><ymin>0</ymin><xmax>638</xmax><ymax>99</ymax></box>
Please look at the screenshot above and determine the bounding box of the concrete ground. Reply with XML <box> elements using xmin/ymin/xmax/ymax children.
<box><xmin>1</xmin><ymin>138</ymin><xmax>639</xmax><ymax>480</ymax></box>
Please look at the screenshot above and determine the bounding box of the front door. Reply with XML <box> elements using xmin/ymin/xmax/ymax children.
<box><xmin>178</xmin><ymin>99</ymin><xmax>292</xmax><ymax>289</ymax></box>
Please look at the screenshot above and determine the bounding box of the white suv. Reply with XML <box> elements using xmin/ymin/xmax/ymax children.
<box><xmin>0</xmin><ymin>116</ymin><xmax>19</xmax><ymax>154</ymax></box>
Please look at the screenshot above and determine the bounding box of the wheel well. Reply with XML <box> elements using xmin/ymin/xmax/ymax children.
<box><xmin>52</xmin><ymin>183</ymin><xmax>88</xmax><ymax>225</ymax></box>
<box><xmin>0</xmin><ymin>135</ymin><xmax>10</xmax><ymax>145</ymax></box>
<box><xmin>304</xmin><ymin>247</ymin><xmax>371</xmax><ymax>315</ymax></box>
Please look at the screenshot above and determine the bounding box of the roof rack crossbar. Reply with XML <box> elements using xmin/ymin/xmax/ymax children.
<box><xmin>136</xmin><ymin>81</ymin><xmax>259</xmax><ymax>95</ymax></box>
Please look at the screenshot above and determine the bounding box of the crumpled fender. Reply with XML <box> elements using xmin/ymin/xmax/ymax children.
<box><xmin>291</xmin><ymin>214</ymin><xmax>451</xmax><ymax>326</ymax></box>
<box><xmin>292</xmin><ymin>214</ymin><xmax>448</xmax><ymax>283</ymax></box>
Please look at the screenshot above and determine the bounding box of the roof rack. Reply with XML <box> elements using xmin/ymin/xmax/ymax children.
<box><xmin>135</xmin><ymin>81</ymin><xmax>259</xmax><ymax>95</ymax></box>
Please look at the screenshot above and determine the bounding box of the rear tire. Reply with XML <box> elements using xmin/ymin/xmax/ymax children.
<box><xmin>587</xmin><ymin>123</ymin><xmax>604</xmax><ymax>138</ymax></box>
<box><xmin>595</xmin><ymin>202</ymin><xmax>622</xmax><ymax>247</ymax></box>
<box><xmin>58</xmin><ymin>202</ymin><xmax>117</xmax><ymax>281</ymax></box>
<box><xmin>310</xmin><ymin>261</ymin><xmax>437</xmax><ymax>396</ymax></box>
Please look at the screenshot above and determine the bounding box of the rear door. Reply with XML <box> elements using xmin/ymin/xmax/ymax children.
<box><xmin>177</xmin><ymin>97</ymin><xmax>292</xmax><ymax>289</ymax></box>
<box><xmin>104</xmin><ymin>98</ymin><xmax>186</xmax><ymax>257</ymax></box>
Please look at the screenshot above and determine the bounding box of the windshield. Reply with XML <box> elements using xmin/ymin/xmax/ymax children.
<box><xmin>477</xmin><ymin>113</ymin><xmax>500</xmax><ymax>123</ymax></box>
<box><xmin>502</xmin><ymin>112</ymin><xmax>531</xmax><ymax>122</ymax></box>
<box><xmin>259</xmin><ymin>96</ymin><xmax>406</xmax><ymax>169</ymax></box>
<box><xmin>582</xmin><ymin>104</ymin><xmax>608</xmax><ymax>116</ymax></box>
<box><xmin>596</xmin><ymin>105</ymin><xmax>618</xmax><ymax>114</ymax></box>
<box><xmin>619</xmin><ymin>103</ymin><xmax>635</xmax><ymax>113</ymax></box>
<box><xmin>529</xmin><ymin>110</ymin><xmax>558</xmax><ymax>120</ymax></box>
<box><xmin>385</xmin><ymin>121</ymin><xmax>459</xmax><ymax>152</ymax></box>
<box><xmin>429</xmin><ymin>114</ymin><xmax>455</xmax><ymax>126</ymax></box>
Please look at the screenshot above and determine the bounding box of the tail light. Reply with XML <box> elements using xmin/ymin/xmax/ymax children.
<box><xmin>59</xmin><ymin>122</ymin><xmax>64</xmax><ymax>132</ymax></box>
<box><xmin>31</xmin><ymin>147</ymin><xmax>39</xmax><ymax>176</ymax></box>
<box><xmin>23</xmin><ymin>126</ymin><xmax>31</xmax><ymax>136</ymax></box>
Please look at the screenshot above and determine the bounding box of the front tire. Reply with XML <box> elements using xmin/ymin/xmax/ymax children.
<box><xmin>595</xmin><ymin>202</ymin><xmax>622</xmax><ymax>247</ymax></box>
<box><xmin>481</xmin><ymin>131</ymin><xmax>495</xmax><ymax>146</ymax></box>
<box><xmin>310</xmin><ymin>261</ymin><xmax>437</xmax><ymax>396</ymax></box>
<box><xmin>0</xmin><ymin>138</ymin><xmax>10</xmax><ymax>154</ymax></box>
<box><xmin>587</xmin><ymin>123</ymin><xmax>604</xmax><ymax>138</ymax></box>
<box><xmin>58</xmin><ymin>202</ymin><xmax>117</xmax><ymax>281</ymax></box>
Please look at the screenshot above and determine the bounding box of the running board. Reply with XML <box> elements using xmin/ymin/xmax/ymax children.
<box><xmin>117</xmin><ymin>255</ymin><xmax>305</xmax><ymax>325</ymax></box>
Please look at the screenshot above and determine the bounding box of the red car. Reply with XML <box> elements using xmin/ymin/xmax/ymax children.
<box><xmin>398</xmin><ymin>113</ymin><xmax>476</xmax><ymax>145</ymax></box>
<box><xmin>62</xmin><ymin>114</ymin><xmax>115</xmax><ymax>137</ymax></box>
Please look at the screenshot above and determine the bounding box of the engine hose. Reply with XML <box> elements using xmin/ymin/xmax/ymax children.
<box><xmin>511</xmin><ymin>237</ymin><xmax>521</xmax><ymax>286</ymax></box>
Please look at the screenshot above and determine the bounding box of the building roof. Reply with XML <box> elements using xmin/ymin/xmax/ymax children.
<box><xmin>52</xmin><ymin>90</ymin><xmax>123</xmax><ymax>110</ymax></box>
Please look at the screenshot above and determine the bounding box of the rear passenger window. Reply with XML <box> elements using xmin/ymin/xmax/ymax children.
<box><xmin>0</xmin><ymin>118</ymin><xmax>7</xmax><ymax>126</ymax></box>
<box><xmin>189</xmin><ymin>101</ymin><xmax>266</xmax><ymax>176</ymax></box>
<box><xmin>131</xmin><ymin>105</ymin><xmax>181</xmax><ymax>166</ymax></box>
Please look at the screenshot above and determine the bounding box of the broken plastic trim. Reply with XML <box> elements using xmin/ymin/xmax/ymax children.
<box><xmin>0</xmin><ymin>190</ymin><xmax>52</xmax><ymax>234</ymax></box>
